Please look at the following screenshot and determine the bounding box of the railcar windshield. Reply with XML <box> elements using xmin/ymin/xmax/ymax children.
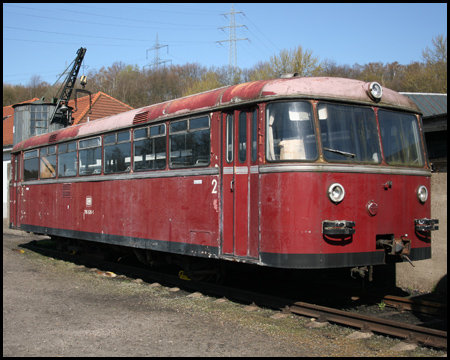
<box><xmin>266</xmin><ymin>101</ymin><xmax>318</xmax><ymax>161</ymax></box>
<box><xmin>318</xmin><ymin>103</ymin><xmax>381</xmax><ymax>164</ymax></box>
<box><xmin>266</xmin><ymin>101</ymin><xmax>425</xmax><ymax>167</ymax></box>
<box><xmin>378</xmin><ymin>110</ymin><xmax>424</xmax><ymax>167</ymax></box>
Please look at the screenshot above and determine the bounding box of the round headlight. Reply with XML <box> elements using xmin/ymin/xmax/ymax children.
<box><xmin>368</xmin><ymin>82</ymin><xmax>383</xmax><ymax>101</ymax></box>
<box><xmin>417</xmin><ymin>185</ymin><xmax>428</xmax><ymax>203</ymax></box>
<box><xmin>328</xmin><ymin>183</ymin><xmax>345</xmax><ymax>203</ymax></box>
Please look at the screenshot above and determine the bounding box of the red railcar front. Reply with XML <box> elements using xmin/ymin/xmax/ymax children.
<box><xmin>257</xmin><ymin>98</ymin><xmax>437</xmax><ymax>268</ymax></box>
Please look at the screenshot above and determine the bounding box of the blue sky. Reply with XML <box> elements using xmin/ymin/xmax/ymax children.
<box><xmin>3</xmin><ymin>3</ymin><xmax>447</xmax><ymax>86</ymax></box>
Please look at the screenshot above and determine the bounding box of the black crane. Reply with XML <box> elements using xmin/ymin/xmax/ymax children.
<box><xmin>47</xmin><ymin>47</ymin><xmax>87</xmax><ymax>126</ymax></box>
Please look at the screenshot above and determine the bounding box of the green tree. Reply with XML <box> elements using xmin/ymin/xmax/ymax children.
<box><xmin>249</xmin><ymin>45</ymin><xmax>321</xmax><ymax>81</ymax></box>
<box><xmin>421</xmin><ymin>34</ymin><xmax>447</xmax><ymax>93</ymax></box>
<box><xmin>182</xmin><ymin>71</ymin><xmax>224</xmax><ymax>97</ymax></box>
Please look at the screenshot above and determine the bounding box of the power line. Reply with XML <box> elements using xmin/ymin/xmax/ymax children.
<box><xmin>216</xmin><ymin>3</ymin><xmax>249</xmax><ymax>83</ymax></box>
<box><xmin>145</xmin><ymin>34</ymin><xmax>172</xmax><ymax>69</ymax></box>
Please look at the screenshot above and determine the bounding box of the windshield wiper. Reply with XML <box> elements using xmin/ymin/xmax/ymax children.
<box><xmin>324</xmin><ymin>147</ymin><xmax>355</xmax><ymax>158</ymax></box>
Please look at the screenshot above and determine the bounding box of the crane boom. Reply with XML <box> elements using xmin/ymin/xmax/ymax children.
<box><xmin>50</xmin><ymin>47</ymin><xmax>87</xmax><ymax>126</ymax></box>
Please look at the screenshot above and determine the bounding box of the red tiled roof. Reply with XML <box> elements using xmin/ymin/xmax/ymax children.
<box><xmin>69</xmin><ymin>91</ymin><xmax>133</xmax><ymax>125</ymax></box>
<box><xmin>3</xmin><ymin>92</ymin><xmax>133</xmax><ymax>147</ymax></box>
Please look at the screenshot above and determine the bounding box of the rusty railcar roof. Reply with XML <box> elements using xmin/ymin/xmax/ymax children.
<box><xmin>13</xmin><ymin>77</ymin><xmax>421</xmax><ymax>153</ymax></box>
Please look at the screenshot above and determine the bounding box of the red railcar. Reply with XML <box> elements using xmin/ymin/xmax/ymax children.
<box><xmin>9</xmin><ymin>76</ymin><xmax>438</xmax><ymax>272</ymax></box>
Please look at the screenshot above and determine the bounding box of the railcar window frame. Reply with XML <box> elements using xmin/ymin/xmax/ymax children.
<box><xmin>103</xmin><ymin>130</ymin><xmax>132</xmax><ymax>174</ymax></box>
<box><xmin>226</xmin><ymin>114</ymin><xmax>234</xmax><ymax>164</ymax></box>
<box><xmin>169</xmin><ymin>115</ymin><xmax>211</xmax><ymax>168</ymax></box>
<box><xmin>58</xmin><ymin>141</ymin><xmax>78</xmax><ymax>178</ymax></box>
<box><xmin>23</xmin><ymin>149</ymin><xmax>39</xmax><ymax>181</ymax></box>
<box><xmin>251</xmin><ymin>109</ymin><xmax>258</xmax><ymax>163</ymax></box>
<box><xmin>238</xmin><ymin>112</ymin><xmax>247</xmax><ymax>163</ymax></box>
<box><xmin>133</xmin><ymin>124</ymin><xmax>167</xmax><ymax>171</ymax></box>
<box><xmin>79</xmin><ymin>136</ymin><xmax>102</xmax><ymax>176</ymax></box>
<box><xmin>40</xmin><ymin>145</ymin><xmax>57</xmax><ymax>179</ymax></box>
<box><xmin>266</xmin><ymin>100</ymin><xmax>318</xmax><ymax>162</ymax></box>
<box><xmin>378</xmin><ymin>109</ymin><xmax>425</xmax><ymax>167</ymax></box>
<box><xmin>318</xmin><ymin>102</ymin><xmax>381</xmax><ymax>164</ymax></box>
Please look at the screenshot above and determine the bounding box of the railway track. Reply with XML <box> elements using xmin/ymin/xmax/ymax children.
<box><xmin>382</xmin><ymin>294</ymin><xmax>447</xmax><ymax>316</ymax></box>
<box><xmin>21</xmin><ymin>240</ymin><xmax>447</xmax><ymax>350</ymax></box>
<box><xmin>288</xmin><ymin>301</ymin><xmax>446</xmax><ymax>349</ymax></box>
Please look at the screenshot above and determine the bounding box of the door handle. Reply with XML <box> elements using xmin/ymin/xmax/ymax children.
<box><xmin>230</xmin><ymin>179</ymin><xmax>234</xmax><ymax>192</ymax></box>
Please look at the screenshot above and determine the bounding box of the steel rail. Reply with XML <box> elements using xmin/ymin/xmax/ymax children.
<box><xmin>289</xmin><ymin>301</ymin><xmax>447</xmax><ymax>349</ymax></box>
<box><xmin>382</xmin><ymin>295</ymin><xmax>447</xmax><ymax>316</ymax></box>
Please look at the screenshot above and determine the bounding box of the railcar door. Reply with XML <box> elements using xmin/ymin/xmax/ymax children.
<box><xmin>9</xmin><ymin>154</ymin><xmax>21</xmax><ymax>228</ymax></box>
<box><xmin>221</xmin><ymin>109</ymin><xmax>259</xmax><ymax>259</ymax></box>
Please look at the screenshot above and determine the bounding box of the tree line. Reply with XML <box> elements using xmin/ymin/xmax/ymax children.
<box><xmin>3</xmin><ymin>35</ymin><xmax>446</xmax><ymax>109</ymax></box>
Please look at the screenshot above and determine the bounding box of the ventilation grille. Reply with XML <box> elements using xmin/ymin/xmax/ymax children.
<box><xmin>49</xmin><ymin>134</ymin><xmax>58</xmax><ymax>143</ymax></box>
<box><xmin>62</xmin><ymin>183</ymin><xmax>72</xmax><ymax>199</ymax></box>
<box><xmin>133</xmin><ymin>111</ymin><xmax>149</xmax><ymax>125</ymax></box>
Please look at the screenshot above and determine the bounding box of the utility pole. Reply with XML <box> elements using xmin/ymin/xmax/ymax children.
<box><xmin>216</xmin><ymin>3</ymin><xmax>248</xmax><ymax>84</ymax></box>
<box><xmin>145</xmin><ymin>33</ymin><xmax>172</xmax><ymax>69</ymax></box>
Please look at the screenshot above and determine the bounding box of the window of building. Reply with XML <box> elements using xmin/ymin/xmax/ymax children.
<box><xmin>30</xmin><ymin>105</ymin><xmax>50</xmax><ymax>136</ymax></box>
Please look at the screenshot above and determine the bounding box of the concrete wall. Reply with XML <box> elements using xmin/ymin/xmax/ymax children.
<box><xmin>396</xmin><ymin>172</ymin><xmax>447</xmax><ymax>293</ymax></box>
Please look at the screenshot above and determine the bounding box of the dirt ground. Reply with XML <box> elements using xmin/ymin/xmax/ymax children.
<box><xmin>3</xmin><ymin>221</ymin><xmax>447</xmax><ymax>357</ymax></box>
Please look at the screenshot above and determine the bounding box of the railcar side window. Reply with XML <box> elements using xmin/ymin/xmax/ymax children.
<box><xmin>40</xmin><ymin>146</ymin><xmax>56</xmax><ymax>179</ymax></box>
<box><xmin>104</xmin><ymin>131</ymin><xmax>131</xmax><ymax>174</ymax></box>
<box><xmin>58</xmin><ymin>142</ymin><xmax>77</xmax><ymax>177</ymax></box>
<box><xmin>318</xmin><ymin>103</ymin><xmax>381</xmax><ymax>164</ymax></box>
<box><xmin>251</xmin><ymin>110</ymin><xmax>258</xmax><ymax>163</ymax></box>
<box><xmin>266</xmin><ymin>101</ymin><xmax>317</xmax><ymax>161</ymax></box>
<box><xmin>238</xmin><ymin>112</ymin><xmax>247</xmax><ymax>163</ymax></box>
<box><xmin>169</xmin><ymin>116</ymin><xmax>210</xmax><ymax>168</ymax></box>
<box><xmin>226</xmin><ymin>114</ymin><xmax>234</xmax><ymax>163</ymax></box>
<box><xmin>378</xmin><ymin>110</ymin><xmax>424</xmax><ymax>167</ymax></box>
<box><xmin>79</xmin><ymin>137</ymin><xmax>102</xmax><ymax>175</ymax></box>
<box><xmin>134</xmin><ymin>125</ymin><xmax>166</xmax><ymax>171</ymax></box>
<box><xmin>23</xmin><ymin>149</ymin><xmax>39</xmax><ymax>181</ymax></box>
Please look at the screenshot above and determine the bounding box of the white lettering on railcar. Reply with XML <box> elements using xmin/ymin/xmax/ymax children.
<box><xmin>211</xmin><ymin>179</ymin><xmax>218</xmax><ymax>194</ymax></box>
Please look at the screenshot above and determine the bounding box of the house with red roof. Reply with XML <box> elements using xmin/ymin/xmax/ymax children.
<box><xmin>3</xmin><ymin>92</ymin><xmax>133</xmax><ymax>219</ymax></box>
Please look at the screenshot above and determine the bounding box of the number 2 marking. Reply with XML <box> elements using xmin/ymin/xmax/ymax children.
<box><xmin>211</xmin><ymin>179</ymin><xmax>218</xmax><ymax>194</ymax></box>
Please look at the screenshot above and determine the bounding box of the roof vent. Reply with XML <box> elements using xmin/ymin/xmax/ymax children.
<box><xmin>279</xmin><ymin>73</ymin><xmax>299</xmax><ymax>78</ymax></box>
<box><xmin>133</xmin><ymin>110</ymin><xmax>149</xmax><ymax>125</ymax></box>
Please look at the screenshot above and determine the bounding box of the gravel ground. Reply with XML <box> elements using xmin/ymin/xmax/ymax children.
<box><xmin>3</xmin><ymin>222</ymin><xmax>447</xmax><ymax>357</ymax></box>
